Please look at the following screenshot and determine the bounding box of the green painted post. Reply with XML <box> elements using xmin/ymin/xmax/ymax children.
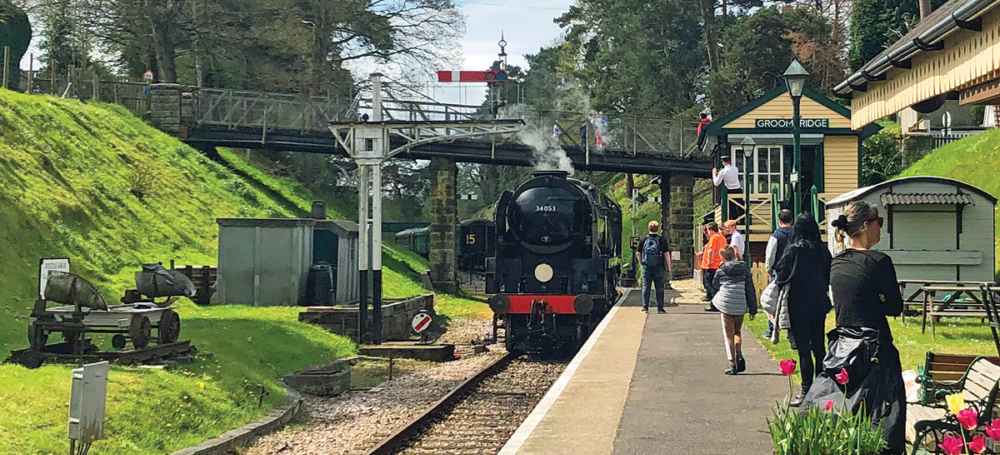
<box><xmin>811</xmin><ymin>185</ymin><xmax>819</xmax><ymax>222</ymax></box>
<box><xmin>771</xmin><ymin>187</ymin><xmax>779</xmax><ymax>231</ymax></box>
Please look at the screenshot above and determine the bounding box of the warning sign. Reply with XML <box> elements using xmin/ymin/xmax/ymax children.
<box><xmin>411</xmin><ymin>312</ymin><xmax>433</xmax><ymax>333</ymax></box>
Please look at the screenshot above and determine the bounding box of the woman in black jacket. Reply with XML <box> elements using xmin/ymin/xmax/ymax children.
<box><xmin>774</xmin><ymin>212</ymin><xmax>832</xmax><ymax>406</ymax></box>
<box><xmin>827</xmin><ymin>201</ymin><xmax>905</xmax><ymax>454</ymax></box>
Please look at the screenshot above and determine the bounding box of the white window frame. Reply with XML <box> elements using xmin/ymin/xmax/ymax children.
<box><xmin>735</xmin><ymin>145</ymin><xmax>786</xmax><ymax>199</ymax></box>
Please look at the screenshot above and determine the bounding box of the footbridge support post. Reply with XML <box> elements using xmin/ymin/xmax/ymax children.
<box><xmin>149</xmin><ymin>83</ymin><xmax>183</xmax><ymax>136</ymax></box>
<box><xmin>668</xmin><ymin>174</ymin><xmax>695</xmax><ymax>278</ymax></box>
<box><xmin>658</xmin><ymin>174</ymin><xmax>672</xmax><ymax>280</ymax></box>
<box><xmin>429</xmin><ymin>158</ymin><xmax>458</xmax><ymax>294</ymax></box>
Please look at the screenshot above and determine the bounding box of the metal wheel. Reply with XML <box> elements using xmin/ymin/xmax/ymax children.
<box><xmin>130</xmin><ymin>316</ymin><xmax>151</xmax><ymax>349</ymax></box>
<box><xmin>158</xmin><ymin>309</ymin><xmax>181</xmax><ymax>344</ymax></box>
<box><xmin>18</xmin><ymin>348</ymin><xmax>44</xmax><ymax>369</ymax></box>
<box><xmin>27</xmin><ymin>323</ymin><xmax>47</xmax><ymax>350</ymax></box>
<box><xmin>111</xmin><ymin>334</ymin><xmax>127</xmax><ymax>350</ymax></box>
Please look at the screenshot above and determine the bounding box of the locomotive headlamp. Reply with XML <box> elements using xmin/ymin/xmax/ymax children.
<box><xmin>534</xmin><ymin>263</ymin><xmax>554</xmax><ymax>283</ymax></box>
<box><xmin>489</xmin><ymin>294</ymin><xmax>510</xmax><ymax>315</ymax></box>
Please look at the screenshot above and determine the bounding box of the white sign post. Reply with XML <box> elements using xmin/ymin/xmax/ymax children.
<box><xmin>39</xmin><ymin>258</ymin><xmax>70</xmax><ymax>299</ymax></box>
<box><xmin>68</xmin><ymin>361</ymin><xmax>108</xmax><ymax>454</ymax></box>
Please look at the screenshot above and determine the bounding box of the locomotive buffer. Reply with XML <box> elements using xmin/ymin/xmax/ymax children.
<box><xmin>329</xmin><ymin>72</ymin><xmax>522</xmax><ymax>344</ymax></box>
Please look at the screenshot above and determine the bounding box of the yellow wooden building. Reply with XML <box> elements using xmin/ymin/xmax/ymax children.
<box><xmin>704</xmin><ymin>87</ymin><xmax>880</xmax><ymax>255</ymax></box>
<box><xmin>834</xmin><ymin>0</ymin><xmax>1000</xmax><ymax>129</ymax></box>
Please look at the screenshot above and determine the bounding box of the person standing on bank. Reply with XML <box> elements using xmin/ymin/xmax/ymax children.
<box><xmin>637</xmin><ymin>220</ymin><xmax>671</xmax><ymax>313</ymax></box>
<box><xmin>773</xmin><ymin>213</ymin><xmax>831</xmax><ymax>407</ymax></box>
<box><xmin>712</xmin><ymin>247</ymin><xmax>757</xmax><ymax>375</ymax></box>
<box><xmin>762</xmin><ymin>209</ymin><xmax>794</xmax><ymax>338</ymax></box>
<box><xmin>826</xmin><ymin>201</ymin><xmax>905</xmax><ymax>454</ymax></box>
<box><xmin>712</xmin><ymin>154</ymin><xmax>743</xmax><ymax>222</ymax></box>
<box><xmin>701</xmin><ymin>222</ymin><xmax>727</xmax><ymax>311</ymax></box>
<box><xmin>724</xmin><ymin>220</ymin><xmax>745</xmax><ymax>260</ymax></box>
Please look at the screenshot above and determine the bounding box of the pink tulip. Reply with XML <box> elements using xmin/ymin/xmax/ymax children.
<box><xmin>968</xmin><ymin>435</ymin><xmax>988</xmax><ymax>454</ymax></box>
<box><xmin>958</xmin><ymin>409</ymin><xmax>980</xmax><ymax>431</ymax></box>
<box><xmin>824</xmin><ymin>400</ymin><xmax>834</xmax><ymax>411</ymax></box>
<box><xmin>834</xmin><ymin>368</ymin><xmax>849</xmax><ymax>386</ymax></box>
<box><xmin>780</xmin><ymin>359</ymin><xmax>797</xmax><ymax>376</ymax></box>
<box><xmin>986</xmin><ymin>419</ymin><xmax>1000</xmax><ymax>441</ymax></box>
<box><xmin>940</xmin><ymin>435</ymin><xmax>965</xmax><ymax>455</ymax></box>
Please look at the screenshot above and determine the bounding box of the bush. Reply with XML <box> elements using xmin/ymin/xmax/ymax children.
<box><xmin>126</xmin><ymin>160</ymin><xmax>156</xmax><ymax>200</ymax></box>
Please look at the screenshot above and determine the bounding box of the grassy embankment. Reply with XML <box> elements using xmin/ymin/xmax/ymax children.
<box><xmin>749</xmin><ymin>128</ymin><xmax>1000</xmax><ymax>380</ymax></box>
<box><xmin>0</xmin><ymin>89</ymin><xmax>481</xmax><ymax>454</ymax></box>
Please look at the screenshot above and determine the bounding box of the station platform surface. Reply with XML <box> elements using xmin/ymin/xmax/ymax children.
<box><xmin>500</xmin><ymin>283</ymin><xmax>789</xmax><ymax>455</ymax></box>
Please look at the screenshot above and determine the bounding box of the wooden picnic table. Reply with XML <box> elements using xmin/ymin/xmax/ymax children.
<box><xmin>898</xmin><ymin>280</ymin><xmax>984</xmax><ymax>323</ymax></box>
<box><xmin>921</xmin><ymin>284</ymin><xmax>991</xmax><ymax>338</ymax></box>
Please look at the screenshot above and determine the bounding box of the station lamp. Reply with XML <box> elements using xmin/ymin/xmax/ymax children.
<box><xmin>739</xmin><ymin>135</ymin><xmax>755</xmax><ymax>264</ymax></box>
<box><xmin>783</xmin><ymin>59</ymin><xmax>810</xmax><ymax>215</ymax></box>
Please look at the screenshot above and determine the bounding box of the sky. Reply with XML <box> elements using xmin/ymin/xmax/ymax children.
<box><xmin>418</xmin><ymin>0</ymin><xmax>575</xmax><ymax>106</ymax></box>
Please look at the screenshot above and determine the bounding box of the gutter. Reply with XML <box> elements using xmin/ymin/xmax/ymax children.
<box><xmin>835</xmin><ymin>0</ymin><xmax>1000</xmax><ymax>96</ymax></box>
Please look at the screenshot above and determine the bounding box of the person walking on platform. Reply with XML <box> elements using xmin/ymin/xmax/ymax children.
<box><xmin>712</xmin><ymin>247</ymin><xmax>757</xmax><ymax>375</ymax></box>
<box><xmin>724</xmin><ymin>220</ymin><xmax>745</xmax><ymax>260</ymax></box>
<box><xmin>712</xmin><ymin>154</ymin><xmax>743</xmax><ymax>222</ymax></box>
<box><xmin>762</xmin><ymin>209</ymin><xmax>793</xmax><ymax>338</ymax></box>
<box><xmin>636</xmin><ymin>220</ymin><xmax>671</xmax><ymax>313</ymax></box>
<box><xmin>803</xmin><ymin>201</ymin><xmax>905</xmax><ymax>454</ymax></box>
<box><xmin>701</xmin><ymin>222</ymin><xmax>726</xmax><ymax>311</ymax></box>
<box><xmin>773</xmin><ymin>213</ymin><xmax>831</xmax><ymax>407</ymax></box>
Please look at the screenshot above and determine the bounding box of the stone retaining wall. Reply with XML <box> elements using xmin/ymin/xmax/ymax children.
<box><xmin>299</xmin><ymin>294</ymin><xmax>434</xmax><ymax>341</ymax></box>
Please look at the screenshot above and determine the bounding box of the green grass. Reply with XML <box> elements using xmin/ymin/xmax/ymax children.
<box><xmin>0</xmin><ymin>89</ymin><xmax>430</xmax><ymax>454</ymax></box>
<box><xmin>746</xmin><ymin>313</ymin><xmax>997</xmax><ymax>382</ymax></box>
<box><xmin>898</xmin><ymin>128</ymin><xmax>1000</xmax><ymax>274</ymax></box>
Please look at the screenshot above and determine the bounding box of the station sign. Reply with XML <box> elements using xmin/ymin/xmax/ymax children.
<box><xmin>755</xmin><ymin>118</ymin><xmax>829</xmax><ymax>129</ymax></box>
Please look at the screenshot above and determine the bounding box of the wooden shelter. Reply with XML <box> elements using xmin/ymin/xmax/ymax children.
<box><xmin>835</xmin><ymin>0</ymin><xmax>1000</xmax><ymax>129</ymax></box>
<box><xmin>704</xmin><ymin>87</ymin><xmax>879</xmax><ymax>254</ymax></box>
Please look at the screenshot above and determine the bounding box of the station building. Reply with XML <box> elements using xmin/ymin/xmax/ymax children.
<box><xmin>704</xmin><ymin>86</ymin><xmax>880</xmax><ymax>258</ymax></box>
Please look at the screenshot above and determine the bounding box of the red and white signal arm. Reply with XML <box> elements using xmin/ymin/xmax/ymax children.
<box><xmin>142</xmin><ymin>69</ymin><xmax>155</xmax><ymax>83</ymax></box>
<box><xmin>437</xmin><ymin>70</ymin><xmax>507</xmax><ymax>83</ymax></box>
<box><xmin>411</xmin><ymin>311</ymin><xmax>433</xmax><ymax>333</ymax></box>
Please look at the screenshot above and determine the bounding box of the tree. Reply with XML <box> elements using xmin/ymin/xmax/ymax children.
<box><xmin>861</xmin><ymin>122</ymin><xmax>902</xmax><ymax>186</ymax></box>
<box><xmin>849</xmin><ymin>0</ymin><xmax>947</xmax><ymax>70</ymax></box>
<box><xmin>0</xmin><ymin>0</ymin><xmax>30</xmax><ymax>90</ymax></box>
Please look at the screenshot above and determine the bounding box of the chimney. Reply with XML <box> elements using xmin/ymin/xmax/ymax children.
<box><xmin>919</xmin><ymin>0</ymin><xmax>932</xmax><ymax>19</ymax></box>
<box><xmin>311</xmin><ymin>201</ymin><xmax>327</xmax><ymax>219</ymax></box>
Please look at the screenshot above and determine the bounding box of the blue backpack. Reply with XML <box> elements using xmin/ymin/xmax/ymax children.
<box><xmin>641</xmin><ymin>236</ymin><xmax>662</xmax><ymax>268</ymax></box>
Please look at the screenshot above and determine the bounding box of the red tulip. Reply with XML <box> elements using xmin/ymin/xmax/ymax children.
<box><xmin>958</xmin><ymin>408</ymin><xmax>980</xmax><ymax>431</ymax></box>
<box><xmin>780</xmin><ymin>359</ymin><xmax>797</xmax><ymax>376</ymax></box>
<box><xmin>824</xmin><ymin>400</ymin><xmax>834</xmax><ymax>411</ymax></box>
<box><xmin>940</xmin><ymin>435</ymin><xmax>965</xmax><ymax>455</ymax></box>
<box><xmin>834</xmin><ymin>368</ymin><xmax>849</xmax><ymax>386</ymax></box>
<box><xmin>986</xmin><ymin>419</ymin><xmax>1000</xmax><ymax>441</ymax></box>
<box><xmin>968</xmin><ymin>434</ymin><xmax>988</xmax><ymax>454</ymax></box>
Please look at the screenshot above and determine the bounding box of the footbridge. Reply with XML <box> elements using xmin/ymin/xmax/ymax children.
<box><xmin>149</xmin><ymin>84</ymin><xmax>712</xmax><ymax>176</ymax></box>
<box><xmin>147</xmin><ymin>80</ymin><xmax>707</xmax><ymax>344</ymax></box>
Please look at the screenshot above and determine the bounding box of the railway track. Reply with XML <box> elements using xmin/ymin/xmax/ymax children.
<box><xmin>364</xmin><ymin>352</ymin><xmax>568</xmax><ymax>455</ymax></box>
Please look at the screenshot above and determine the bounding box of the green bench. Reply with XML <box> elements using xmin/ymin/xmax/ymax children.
<box><xmin>907</xmin><ymin>356</ymin><xmax>1000</xmax><ymax>454</ymax></box>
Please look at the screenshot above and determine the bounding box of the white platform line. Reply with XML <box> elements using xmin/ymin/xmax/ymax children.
<box><xmin>497</xmin><ymin>289</ymin><xmax>635</xmax><ymax>455</ymax></box>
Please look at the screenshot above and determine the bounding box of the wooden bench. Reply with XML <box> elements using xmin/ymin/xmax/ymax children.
<box><xmin>920</xmin><ymin>285</ymin><xmax>991</xmax><ymax>338</ymax></box>
<box><xmin>917</xmin><ymin>353</ymin><xmax>1000</xmax><ymax>404</ymax></box>
<box><xmin>907</xmin><ymin>357</ymin><xmax>1000</xmax><ymax>454</ymax></box>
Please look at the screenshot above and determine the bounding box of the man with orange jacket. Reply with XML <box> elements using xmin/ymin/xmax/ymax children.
<box><xmin>701</xmin><ymin>221</ymin><xmax>727</xmax><ymax>312</ymax></box>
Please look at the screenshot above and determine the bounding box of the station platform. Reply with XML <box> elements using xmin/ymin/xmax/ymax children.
<box><xmin>499</xmin><ymin>284</ymin><xmax>789</xmax><ymax>455</ymax></box>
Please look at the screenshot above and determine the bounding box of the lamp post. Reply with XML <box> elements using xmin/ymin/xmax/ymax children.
<box><xmin>783</xmin><ymin>60</ymin><xmax>809</xmax><ymax>215</ymax></box>
<box><xmin>740</xmin><ymin>135</ymin><xmax>755</xmax><ymax>265</ymax></box>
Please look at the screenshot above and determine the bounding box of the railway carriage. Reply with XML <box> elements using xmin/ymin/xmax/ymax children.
<box><xmin>486</xmin><ymin>170</ymin><xmax>622</xmax><ymax>352</ymax></box>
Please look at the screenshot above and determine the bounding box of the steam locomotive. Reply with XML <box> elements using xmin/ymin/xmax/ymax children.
<box><xmin>486</xmin><ymin>170</ymin><xmax>622</xmax><ymax>352</ymax></box>
<box><xmin>394</xmin><ymin>219</ymin><xmax>496</xmax><ymax>273</ymax></box>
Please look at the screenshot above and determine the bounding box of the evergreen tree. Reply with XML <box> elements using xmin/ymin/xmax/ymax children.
<box><xmin>849</xmin><ymin>0</ymin><xmax>947</xmax><ymax>70</ymax></box>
